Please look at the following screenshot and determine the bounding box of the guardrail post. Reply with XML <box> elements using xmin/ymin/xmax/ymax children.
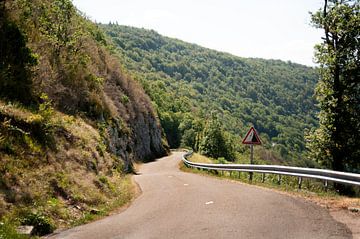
<box><xmin>238</xmin><ymin>172</ymin><xmax>241</xmax><ymax>179</ymax></box>
<box><xmin>262</xmin><ymin>173</ymin><xmax>265</xmax><ymax>183</ymax></box>
<box><xmin>298</xmin><ymin>177</ymin><xmax>302</xmax><ymax>189</ymax></box>
<box><xmin>277</xmin><ymin>175</ymin><xmax>281</xmax><ymax>185</ymax></box>
<box><xmin>249</xmin><ymin>172</ymin><xmax>253</xmax><ymax>182</ymax></box>
<box><xmin>324</xmin><ymin>180</ymin><xmax>328</xmax><ymax>191</ymax></box>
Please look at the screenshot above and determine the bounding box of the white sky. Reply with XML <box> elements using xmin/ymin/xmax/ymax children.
<box><xmin>72</xmin><ymin>0</ymin><xmax>324</xmax><ymax>66</ymax></box>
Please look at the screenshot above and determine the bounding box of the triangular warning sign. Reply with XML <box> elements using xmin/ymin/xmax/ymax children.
<box><xmin>242</xmin><ymin>127</ymin><xmax>261</xmax><ymax>145</ymax></box>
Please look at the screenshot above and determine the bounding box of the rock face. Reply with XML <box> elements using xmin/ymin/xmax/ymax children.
<box><xmin>105</xmin><ymin>113</ymin><xmax>167</xmax><ymax>171</ymax></box>
<box><xmin>131</xmin><ymin>112</ymin><xmax>166</xmax><ymax>162</ymax></box>
<box><xmin>103</xmin><ymin>72</ymin><xmax>168</xmax><ymax>170</ymax></box>
<box><xmin>106</xmin><ymin>112</ymin><xmax>166</xmax><ymax>171</ymax></box>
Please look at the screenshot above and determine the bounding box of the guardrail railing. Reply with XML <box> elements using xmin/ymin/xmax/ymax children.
<box><xmin>182</xmin><ymin>151</ymin><xmax>360</xmax><ymax>188</ymax></box>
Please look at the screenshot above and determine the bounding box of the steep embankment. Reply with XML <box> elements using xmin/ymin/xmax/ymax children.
<box><xmin>101</xmin><ymin>24</ymin><xmax>319</xmax><ymax>165</ymax></box>
<box><xmin>0</xmin><ymin>0</ymin><xmax>166</xmax><ymax>235</ymax></box>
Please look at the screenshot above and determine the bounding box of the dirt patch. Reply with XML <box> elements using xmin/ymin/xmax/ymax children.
<box><xmin>244</xmin><ymin>184</ymin><xmax>360</xmax><ymax>238</ymax></box>
<box><xmin>300</xmin><ymin>196</ymin><xmax>360</xmax><ymax>239</ymax></box>
<box><xmin>330</xmin><ymin>209</ymin><xmax>360</xmax><ymax>239</ymax></box>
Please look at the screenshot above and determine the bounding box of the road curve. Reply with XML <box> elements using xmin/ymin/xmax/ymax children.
<box><xmin>48</xmin><ymin>152</ymin><xmax>352</xmax><ymax>239</ymax></box>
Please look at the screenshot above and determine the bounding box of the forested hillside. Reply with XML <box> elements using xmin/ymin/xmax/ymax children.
<box><xmin>101</xmin><ymin>24</ymin><xmax>319</xmax><ymax>165</ymax></box>
<box><xmin>0</xmin><ymin>0</ymin><xmax>166</xmax><ymax>235</ymax></box>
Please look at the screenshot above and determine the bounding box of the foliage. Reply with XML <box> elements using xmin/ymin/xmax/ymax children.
<box><xmin>101</xmin><ymin>24</ymin><xmax>319</xmax><ymax>164</ymax></box>
<box><xmin>199</xmin><ymin>115</ymin><xmax>235</xmax><ymax>161</ymax></box>
<box><xmin>0</xmin><ymin>102</ymin><xmax>54</xmax><ymax>156</ymax></box>
<box><xmin>38</xmin><ymin>93</ymin><xmax>54</xmax><ymax>122</ymax></box>
<box><xmin>0</xmin><ymin>2</ymin><xmax>37</xmax><ymax>104</ymax></box>
<box><xmin>20</xmin><ymin>211</ymin><xmax>55</xmax><ymax>236</ymax></box>
<box><xmin>307</xmin><ymin>0</ymin><xmax>360</xmax><ymax>174</ymax></box>
<box><xmin>13</xmin><ymin>0</ymin><xmax>109</xmax><ymax>117</ymax></box>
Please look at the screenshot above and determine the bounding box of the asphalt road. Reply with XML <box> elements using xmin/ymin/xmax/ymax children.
<box><xmin>49</xmin><ymin>152</ymin><xmax>352</xmax><ymax>239</ymax></box>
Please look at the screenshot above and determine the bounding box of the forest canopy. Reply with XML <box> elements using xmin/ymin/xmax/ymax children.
<box><xmin>101</xmin><ymin>24</ymin><xmax>320</xmax><ymax>166</ymax></box>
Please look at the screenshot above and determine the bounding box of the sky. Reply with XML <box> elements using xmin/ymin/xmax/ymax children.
<box><xmin>72</xmin><ymin>0</ymin><xmax>324</xmax><ymax>66</ymax></box>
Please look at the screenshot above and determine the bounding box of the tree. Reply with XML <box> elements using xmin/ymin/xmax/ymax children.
<box><xmin>307</xmin><ymin>0</ymin><xmax>360</xmax><ymax>176</ymax></box>
<box><xmin>0</xmin><ymin>1</ymin><xmax>37</xmax><ymax>103</ymax></box>
<box><xmin>38</xmin><ymin>0</ymin><xmax>76</xmax><ymax>53</ymax></box>
<box><xmin>199</xmin><ymin>115</ymin><xmax>235</xmax><ymax>161</ymax></box>
<box><xmin>159</xmin><ymin>112</ymin><xmax>181</xmax><ymax>148</ymax></box>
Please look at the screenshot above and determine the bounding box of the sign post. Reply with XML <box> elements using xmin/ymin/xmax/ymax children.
<box><xmin>249</xmin><ymin>144</ymin><xmax>254</xmax><ymax>181</ymax></box>
<box><xmin>242</xmin><ymin>127</ymin><xmax>261</xmax><ymax>182</ymax></box>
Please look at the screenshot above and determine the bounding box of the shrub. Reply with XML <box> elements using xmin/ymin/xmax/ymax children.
<box><xmin>121</xmin><ymin>95</ymin><xmax>129</xmax><ymax>104</ymax></box>
<box><xmin>20</xmin><ymin>211</ymin><xmax>55</xmax><ymax>236</ymax></box>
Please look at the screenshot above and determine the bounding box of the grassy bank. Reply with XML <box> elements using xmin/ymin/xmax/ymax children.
<box><xmin>0</xmin><ymin>101</ymin><xmax>137</xmax><ymax>238</ymax></box>
<box><xmin>1</xmin><ymin>178</ymin><xmax>134</xmax><ymax>238</ymax></box>
<box><xmin>0</xmin><ymin>174</ymin><xmax>135</xmax><ymax>239</ymax></box>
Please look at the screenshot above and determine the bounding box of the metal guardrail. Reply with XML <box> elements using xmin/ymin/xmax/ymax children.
<box><xmin>182</xmin><ymin>151</ymin><xmax>360</xmax><ymax>187</ymax></box>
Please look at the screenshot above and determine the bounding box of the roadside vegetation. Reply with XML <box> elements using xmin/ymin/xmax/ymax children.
<box><xmin>0</xmin><ymin>100</ymin><xmax>136</xmax><ymax>238</ymax></box>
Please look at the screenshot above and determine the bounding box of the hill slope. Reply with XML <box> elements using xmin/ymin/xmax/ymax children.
<box><xmin>101</xmin><ymin>24</ymin><xmax>319</xmax><ymax>165</ymax></box>
<box><xmin>0</xmin><ymin>0</ymin><xmax>166</xmax><ymax>234</ymax></box>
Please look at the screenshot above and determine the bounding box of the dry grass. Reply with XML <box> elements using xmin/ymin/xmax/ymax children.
<box><xmin>297</xmin><ymin>193</ymin><xmax>360</xmax><ymax>211</ymax></box>
<box><xmin>0</xmin><ymin>101</ymin><xmax>33</xmax><ymax>120</ymax></box>
<box><xmin>0</xmin><ymin>102</ymin><xmax>136</xmax><ymax>232</ymax></box>
<box><xmin>188</xmin><ymin>153</ymin><xmax>214</xmax><ymax>164</ymax></box>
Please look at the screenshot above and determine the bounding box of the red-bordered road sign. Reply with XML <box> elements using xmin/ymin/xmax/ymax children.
<box><xmin>242</xmin><ymin>127</ymin><xmax>261</xmax><ymax>145</ymax></box>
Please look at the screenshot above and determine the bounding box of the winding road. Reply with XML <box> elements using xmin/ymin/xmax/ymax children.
<box><xmin>49</xmin><ymin>152</ymin><xmax>352</xmax><ymax>238</ymax></box>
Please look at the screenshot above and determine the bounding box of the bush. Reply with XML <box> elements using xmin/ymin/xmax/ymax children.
<box><xmin>20</xmin><ymin>212</ymin><xmax>55</xmax><ymax>236</ymax></box>
<box><xmin>199</xmin><ymin>116</ymin><xmax>235</xmax><ymax>161</ymax></box>
<box><xmin>217</xmin><ymin>157</ymin><xmax>227</xmax><ymax>164</ymax></box>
